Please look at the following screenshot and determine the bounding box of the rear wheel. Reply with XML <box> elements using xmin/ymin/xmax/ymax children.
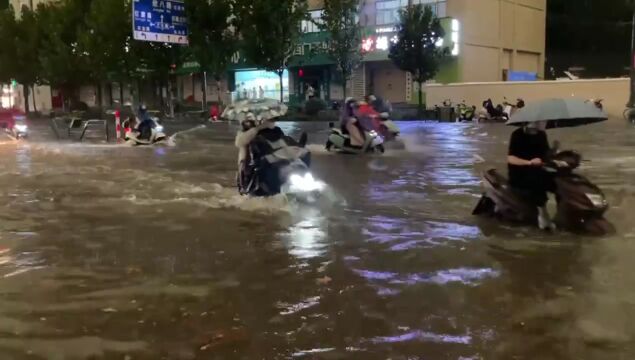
<box><xmin>325</xmin><ymin>140</ymin><xmax>333</xmax><ymax>151</ymax></box>
<box><xmin>376</xmin><ymin>144</ymin><xmax>385</xmax><ymax>154</ymax></box>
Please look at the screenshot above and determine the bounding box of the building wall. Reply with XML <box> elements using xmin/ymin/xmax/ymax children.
<box><xmin>447</xmin><ymin>0</ymin><xmax>546</xmax><ymax>82</ymax></box>
<box><xmin>12</xmin><ymin>84</ymin><xmax>52</xmax><ymax>113</ymax></box>
<box><xmin>366</xmin><ymin>61</ymin><xmax>407</xmax><ymax>103</ymax></box>
<box><xmin>424</xmin><ymin>78</ymin><xmax>628</xmax><ymax>118</ymax></box>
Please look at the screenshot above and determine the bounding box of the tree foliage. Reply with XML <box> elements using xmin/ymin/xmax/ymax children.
<box><xmin>78</xmin><ymin>0</ymin><xmax>138</xmax><ymax>86</ymax></box>
<box><xmin>185</xmin><ymin>0</ymin><xmax>237</xmax><ymax>103</ymax></box>
<box><xmin>319</xmin><ymin>0</ymin><xmax>362</xmax><ymax>98</ymax></box>
<box><xmin>0</xmin><ymin>6</ymin><xmax>17</xmax><ymax>84</ymax></box>
<box><xmin>237</xmin><ymin>0</ymin><xmax>307</xmax><ymax>102</ymax></box>
<box><xmin>0</xmin><ymin>5</ymin><xmax>41</xmax><ymax>111</ymax></box>
<box><xmin>389</xmin><ymin>4</ymin><xmax>447</xmax><ymax>111</ymax></box>
<box><xmin>37</xmin><ymin>0</ymin><xmax>92</xmax><ymax>95</ymax></box>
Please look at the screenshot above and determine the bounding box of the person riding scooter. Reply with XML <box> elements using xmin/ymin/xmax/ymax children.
<box><xmin>483</xmin><ymin>99</ymin><xmax>506</xmax><ymax>120</ymax></box>
<box><xmin>136</xmin><ymin>104</ymin><xmax>156</xmax><ymax>141</ymax></box>
<box><xmin>507</xmin><ymin>120</ymin><xmax>567</xmax><ymax>230</ymax></box>
<box><xmin>236</xmin><ymin>113</ymin><xmax>310</xmax><ymax>196</ymax></box>
<box><xmin>341</xmin><ymin>98</ymin><xmax>365</xmax><ymax>148</ymax></box>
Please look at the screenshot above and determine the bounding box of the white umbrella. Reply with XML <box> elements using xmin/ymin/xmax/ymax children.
<box><xmin>507</xmin><ymin>98</ymin><xmax>608</xmax><ymax>129</ymax></box>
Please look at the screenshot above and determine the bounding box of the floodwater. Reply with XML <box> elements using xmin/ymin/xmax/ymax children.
<box><xmin>0</xmin><ymin>119</ymin><xmax>634</xmax><ymax>360</ymax></box>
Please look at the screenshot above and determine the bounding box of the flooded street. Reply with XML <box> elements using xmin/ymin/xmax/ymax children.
<box><xmin>1</xmin><ymin>119</ymin><xmax>635</xmax><ymax>359</ymax></box>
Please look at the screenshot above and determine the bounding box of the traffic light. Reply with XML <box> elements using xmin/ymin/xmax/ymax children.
<box><xmin>298</xmin><ymin>69</ymin><xmax>304</xmax><ymax>78</ymax></box>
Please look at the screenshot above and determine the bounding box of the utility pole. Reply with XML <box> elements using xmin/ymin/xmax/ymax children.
<box><xmin>627</xmin><ymin>0</ymin><xmax>635</xmax><ymax>114</ymax></box>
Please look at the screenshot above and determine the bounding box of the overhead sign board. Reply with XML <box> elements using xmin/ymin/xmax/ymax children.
<box><xmin>132</xmin><ymin>0</ymin><xmax>188</xmax><ymax>45</ymax></box>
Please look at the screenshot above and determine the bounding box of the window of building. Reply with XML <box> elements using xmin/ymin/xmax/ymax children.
<box><xmin>302</xmin><ymin>10</ymin><xmax>324</xmax><ymax>33</ymax></box>
<box><xmin>375</xmin><ymin>0</ymin><xmax>446</xmax><ymax>25</ymax></box>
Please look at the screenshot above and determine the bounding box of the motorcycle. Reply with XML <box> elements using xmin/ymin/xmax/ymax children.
<box><xmin>124</xmin><ymin>116</ymin><xmax>168</xmax><ymax>146</ymax></box>
<box><xmin>367</xmin><ymin>97</ymin><xmax>399</xmax><ymax>141</ymax></box>
<box><xmin>478</xmin><ymin>99</ymin><xmax>507</xmax><ymax>122</ymax></box>
<box><xmin>325</xmin><ymin>122</ymin><xmax>385</xmax><ymax>154</ymax></box>
<box><xmin>473</xmin><ymin>147</ymin><xmax>614</xmax><ymax>235</ymax></box>
<box><xmin>0</xmin><ymin>109</ymin><xmax>28</xmax><ymax>140</ymax></box>
<box><xmin>379</xmin><ymin>114</ymin><xmax>400</xmax><ymax>141</ymax></box>
<box><xmin>237</xmin><ymin>132</ymin><xmax>325</xmax><ymax>200</ymax></box>
<box><xmin>10</xmin><ymin>115</ymin><xmax>28</xmax><ymax>140</ymax></box>
<box><xmin>502</xmin><ymin>98</ymin><xmax>526</xmax><ymax>119</ymax></box>
<box><xmin>457</xmin><ymin>100</ymin><xmax>476</xmax><ymax>122</ymax></box>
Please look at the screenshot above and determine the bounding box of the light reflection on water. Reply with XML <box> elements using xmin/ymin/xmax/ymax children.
<box><xmin>370</xmin><ymin>330</ymin><xmax>472</xmax><ymax>344</ymax></box>
<box><xmin>353</xmin><ymin>267</ymin><xmax>500</xmax><ymax>286</ymax></box>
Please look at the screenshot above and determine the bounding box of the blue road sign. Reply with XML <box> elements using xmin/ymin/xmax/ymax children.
<box><xmin>132</xmin><ymin>0</ymin><xmax>188</xmax><ymax>45</ymax></box>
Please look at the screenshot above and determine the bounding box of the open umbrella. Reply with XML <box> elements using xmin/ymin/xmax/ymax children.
<box><xmin>506</xmin><ymin>98</ymin><xmax>608</xmax><ymax>129</ymax></box>
<box><xmin>222</xmin><ymin>99</ymin><xmax>288</xmax><ymax>122</ymax></box>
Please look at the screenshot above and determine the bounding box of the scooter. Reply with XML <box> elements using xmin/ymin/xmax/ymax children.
<box><xmin>502</xmin><ymin>98</ymin><xmax>526</xmax><ymax>119</ymax></box>
<box><xmin>9</xmin><ymin>115</ymin><xmax>28</xmax><ymax>140</ymax></box>
<box><xmin>238</xmin><ymin>135</ymin><xmax>325</xmax><ymax>201</ymax></box>
<box><xmin>124</xmin><ymin>117</ymin><xmax>168</xmax><ymax>146</ymax></box>
<box><xmin>457</xmin><ymin>101</ymin><xmax>476</xmax><ymax>122</ymax></box>
<box><xmin>376</xmin><ymin>112</ymin><xmax>400</xmax><ymax>141</ymax></box>
<box><xmin>325</xmin><ymin>123</ymin><xmax>385</xmax><ymax>154</ymax></box>
<box><xmin>479</xmin><ymin>99</ymin><xmax>507</xmax><ymax>123</ymax></box>
<box><xmin>473</xmin><ymin>148</ymin><xmax>614</xmax><ymax>235</ymax></box>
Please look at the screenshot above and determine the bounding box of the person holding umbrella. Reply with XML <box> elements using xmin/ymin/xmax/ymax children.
<box><xmin>507</xmin><ymin>120</ymin><xmax>557</xmax><ymax>230</ymax></box>
<box><xmin>505</xmin><ymin>98</ymin><xmax>608</xmax><ymax>230</ymax></box>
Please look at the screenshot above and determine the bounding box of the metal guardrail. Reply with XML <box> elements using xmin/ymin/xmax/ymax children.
<box><xmin>79</xmin><ymin>119</ymin><xmax>109</xmax><ymax>142</ymax></box>
<box><xmin>50</xmin><ymin>117</ymin><xmax>109</xmax><ymax>142</ymax></box>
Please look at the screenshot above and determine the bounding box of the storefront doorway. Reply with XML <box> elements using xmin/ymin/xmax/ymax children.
<box><xmin>233</xmin><ymin>69</ymin><xmax>290</xmax><ymax>102</ymax></box>
<box><xmin>293</xmin><ymin>66</ymin><xmax>331</xmax><ymax>103</ymax></box>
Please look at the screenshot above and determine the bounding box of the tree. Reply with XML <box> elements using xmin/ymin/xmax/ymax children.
<box><xmin>0</xmin><ymin>5</ymin><xmax>41</xmax><ymax>112</ymax></box>
<box><xmin>319</xmin><ymin>0</ymin><xmax>362</xmax><ymax>99</ymax></box>
<box><xmin>37</xmin><ymin>0</ymin><xmax>93</xmax><ymax>108</ymax></box>
<box><xmin>14</xmin><ymin>5</ymin><xmax>42</xmax><ymax>112</ymax></box>
<box><xmin>389</xmin><ymin>4</ymin><xmax>448</xmax><ymax>114</ymax></box>
<box><xmin>0</xmin><ymin>6</ymin><xmax>18</xmax><ymax>87</ymax></box>
<box><xmin>237</xmin><ymin>0</ymin><xmax>307</xmax><ymax>102</ymax></box>
<box><xmin>78</xmin><ymin>0</ymin><xmax>137</xmax><ymax>107</ymax></box>
<box><xmin>185</xmin><ymin>0</ymin><xmax>236</xmax><ymax>106</ymax></box>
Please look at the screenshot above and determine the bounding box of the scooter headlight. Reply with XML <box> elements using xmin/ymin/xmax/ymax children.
<box><xmin>369</xmin><ymin>130</ymin><xmax>378</xmax><ymax>137</ymax></box>
<box><xmin>14</xmin><ymin>124</ymin><xmax>28</xmax><ymax>133</ymax></box>
<box><xmin>289</xmin><ymin>172</ymin><xmax>325</xmax><ymax>193</ymax></box>
<box><xmin>585</xmin><ymin>193</ymin><xmax>606</xmax><ymax>208</ymax></box>
<box><xmin>155</xmin><ymin>125</ymin><xmax>164</xmax><ymax>133</ymax></box>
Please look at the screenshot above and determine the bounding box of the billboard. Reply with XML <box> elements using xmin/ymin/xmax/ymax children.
<box><xmin>508</xmin><ymin>71</ymin><xmax>537</xmax><ymax>82</ymax></box>
<box><xmin>132</xmin><ymin>0</ymin><xmax>188</xmax><ymax>45</ymax></box>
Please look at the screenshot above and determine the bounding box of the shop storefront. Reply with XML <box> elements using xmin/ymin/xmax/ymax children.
<box><xmin>287</xmin><ymin>31</ymin><xmax>336</xmax><ymax>105</ymax></box>
<box><xmin>233</xmin><ymin>69</ymin><xmax>290</xmax><ymax>102</ymax></box>
<box><xmin>360</xmin><ymin>17</ymin><xmax>460</xmax><ymax>104</ymax></box>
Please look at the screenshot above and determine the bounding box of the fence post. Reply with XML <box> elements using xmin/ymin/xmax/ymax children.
<box><xmin>115</xmin><ymin>110</ymin><xmax>121</xmax><ymax>143</ymax></box>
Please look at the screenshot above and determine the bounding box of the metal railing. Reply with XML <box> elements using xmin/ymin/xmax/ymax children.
<box><xmin>50</xmin><ymin>117</ymin><xmax>109</xmax><ymax>142</ymax></box>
